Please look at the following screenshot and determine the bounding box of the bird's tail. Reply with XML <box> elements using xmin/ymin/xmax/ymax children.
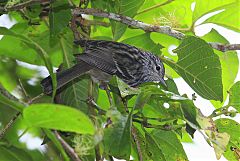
<box><xmin>41</xmin><ymin>61</ymin><xmax>92</xmax><ymax>95</ymax></box>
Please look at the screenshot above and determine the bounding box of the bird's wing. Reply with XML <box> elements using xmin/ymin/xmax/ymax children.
<box><xmin>75</xmin><ymin>41</ymin><xmax>117</xmax><ymax>75</ymax></box>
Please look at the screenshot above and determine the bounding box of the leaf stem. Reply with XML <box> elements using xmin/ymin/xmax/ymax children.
<box><xmin>137</xmin><ymin>0</ymin><xmax>174</xmax><ymax>15</ymax></box>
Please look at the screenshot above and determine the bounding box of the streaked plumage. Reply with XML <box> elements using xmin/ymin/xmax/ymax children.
<box><xmin>41</xmin><ymin>40</ymin><xmax>166</xmax><ymax>94</ymax></box>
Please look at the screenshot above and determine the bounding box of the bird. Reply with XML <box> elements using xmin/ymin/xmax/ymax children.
<box><xmin>41</xmin><ymin>40</ymin><xmax>166</xmax><ymax>95</ymax></box>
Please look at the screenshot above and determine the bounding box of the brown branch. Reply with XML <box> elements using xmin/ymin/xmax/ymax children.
<box><xmin>209</xmin><ymin>43</ymin><xmax>240</xmax><ymax>52</ymax></box>
<box><xmin>0</xmin><ymin>112</ymin><xmax>21</xmax><ymax>140</ymax></box>
<box><xmin>0</xmin><ymin>0</ymin><xmax>41</xmax><ymax>12</ymax></box>
<box><xmin>73</xmin><ymin>8</ymin><xmax>240</xmax><ymax>52</ymax></box>
<box><xmin>53</xmin><ymin>131</ymin><xmax>82</xmax><ymax>161</ymax></box>
<box><xmin>72</xmin><ymin>8</ymin><xmax>185</xmax><ymax>40</ymax></box>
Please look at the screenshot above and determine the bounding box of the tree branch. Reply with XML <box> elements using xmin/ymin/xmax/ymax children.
<box><xmin>0</xmin><ymin>0</ymin><xmax>42</xmax><ymax>13</ymax></box>
<box><xmin>73</xmin><ymin>8</ymin><xmax>240</xmax><ymax>52</ymax></box>
<box><xmin>72</xmin><ymin>8</ymin><xmax>185</xmax><ymax>40</ymax></box>
<box><xmin>53</xmin><ymin>131</ymin><xmax>82</xmax><ymax>161</ymax></box>
<box><xmin>209</xmin><ymin>43</ymin><xmax>240</xmax><ymax>52</ymax></box>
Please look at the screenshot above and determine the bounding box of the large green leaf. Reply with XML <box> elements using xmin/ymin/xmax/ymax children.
<box><xmin>23</xmin><ymin>104</ymin><xmax>95</xmax><ymax>134</ymax></box>
<box><xmin>215</xmin><ymin>118</ymin><xmax>240</xmax><ymax>161</ymax></box>
<box><xmin>193</xmin><ymin>0</ymin><xmax>235</xmax><ymax>23</ymax></box>
<box><xmin>204</xmin><ymin>1</ymin><xmax>240</xmax><ymax>32</ymax></box>
<box><xmin>229</xmin><ymin>81</ymin><xmax>240</xmax><ymax>113</ymax></box>
<box><xmin>164</xmin><ymin>36</ymin><xmax>223</xmax><ymax>101</ymax></box>
<box><xmin>108</xmin><ymin>0</ymin><xmax>145</xmax><ymax>40</ymax></box>
<box><xmin>103</xmin><ymin>112</ymin><xmax>132</xmax><ymax>159</ymax></box>
<box><xmin>121</xmin><ymin>33</ymin><xmax>163</xmax><ymax>55</ymax></box>
<box><xmin>148</xmin><ymin>129</ymin><xmax>188</xmax><ymax>161</ymax></box>
<box><xmin>49</xmin><ymin>0</ymin><xmax>72</xmax><ymax>37</ymax></box>
<box><xmin>145</xmin><ymin>131</ymin><xmax>166</xmax><ymax>161</ymax></box>
<box><xmin>202</xmin><ymin>29</ymin><xmax>238</xmax><ymax>108</ymax></box>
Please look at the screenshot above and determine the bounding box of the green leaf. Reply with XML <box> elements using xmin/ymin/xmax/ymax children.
<box><xmin>164</xmin><ymin>36</ymin><xmax>223</xmax><ymax>101</ymax></box>
<box><xmin>215</xmin><ymin>118</ymin><xmax>240</xmax><ymax>161</ymax></box>
<box><xmin>49</xmin><ymin>0</ymin><xmax>72</xmax><ymax>37</ymax></box>
<box><xmin>23</xmin><ymin>104</ymin><xmax>95</xmax><ymax>134</ymax></box>
<box><xmin>131</xmin><ymin>126</ymin><xmax>150</xmax><ymax>161</ymax></box>
<box><xmin>0</xmin><ymin>146</ymin><xmax>23</xmax><ymax>161</ymax></box>
<box><xmin>109</xmin><ymin>0</ymin><xmax>145</xmax><ymax>40</ymax></box>
<box><xmin>145</xmin><ymin>131</ymin><xmax>166</xmax><ymax>161</ymax></box>
<box><xmin>197</xmin><ymin>114</ymin><xmax>230</xmax><ymax>159</ymax></box>
<box><xmin>229</xmin><ymin>81</ymin><xmax>240</xmax><ymax>112</ymax></box>
<box><xmin>103</xmin><ymin>112</ymin><xmax>132</xmax><ymax>159</ymax></box>
<box><xmin>0</xmin><ymin>25</ymin><xmax>57</xmax><ymax>99</ymax></box>
<box><xmin>193</xmin><ymin>0</ymin><xmax>235</xmax><ymax>23</ymax></box>
<box><xmin>202</xmin><ymin>29</ymin><xmax>238</xmax><ymax>108</ymax></box>
<box><xmin>0</xmin><ymin>93</ymin><xmax>24</xmax><ymax>112</ymax></box>
<box><xmin>3</xmin><ymin>146</ymin><xmax>33</xmax><ymax>161</ymax></box>
<box><xmin>148</xmin><ymin>129</ymin><xmax>188</xmax><ymax>161</ymax></box>
<box><xmin>204</xmin><ymin>1</ymin><xmax>240</xmax><ymax>32</ymax></box>
<box><xmin>121</xmin><ymin>33</ymin><xmax>163</xmax><ymax>55</ymax></box>
<box><xmin>180</xmin><ymin>99</ymin><xmax>199</xmax><ymax>127</ymax></box>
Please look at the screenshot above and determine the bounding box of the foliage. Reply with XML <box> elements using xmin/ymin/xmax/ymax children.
<box><xmin>0</xmin><ymin>0</ymin><xmax>239</xmax><ymax>161</ymax></box>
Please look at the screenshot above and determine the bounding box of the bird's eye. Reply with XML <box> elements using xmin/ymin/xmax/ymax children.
<box><xmin>156</xmin><ymin>66</ymin><xmax>160</xmax><ymax>71</ymax></box>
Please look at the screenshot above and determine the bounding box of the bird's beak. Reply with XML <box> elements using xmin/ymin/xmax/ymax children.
<box><xmin>160</xmin><ymin>78</ymin><xmax>167</xmax><ymax>87</ymax></box>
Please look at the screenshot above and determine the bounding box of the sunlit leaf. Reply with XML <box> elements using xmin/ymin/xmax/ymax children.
<box><xmin>164</xmin><ymin>36</ymin><xmax>223</xmax><ymax>101</ymax></box>
<box><xmin>204</xmin><ymin>1</ymin><xmax>240</xmax><ymax>32</ymax></box>
<box><xmin>215</xmin><ymin>118</ymin><xmax>240</xmax><ymax>161</ymax></box>
<box><xmin>23</xmin><ymin>104</ymin><xmax>95</xmax><ymax>134</ymax></box>
<box><xmin>202</xmin><ymin>29</ymin><xmax>238</xmax><ymax>108</ymax></box>
<box><xmin>109</xmin><ymin>0</ymin><xmax>145</xmax><ymax>40</ymax></box>
<box><xmin>122</xmin><ymin>33</ymin><xmax>163</xmax><ymax>55</ymax></box>
<box><xmin>193</xmin><ymin>0</ymin><xmax>235</xmax><ymax>23</ymax></box>
<box><xmin>229</xmin><ymin>81</ymin><xmax>240</xmax><ymax>113</ymax></box>
<box><xmin>197</xmin><ymin>113</ymin><xmax>230</xmax><ymax>159</ymax></box>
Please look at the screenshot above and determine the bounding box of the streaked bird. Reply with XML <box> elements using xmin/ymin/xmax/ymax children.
<box><xmin>41</xmin><ymin>40</ymin><xmax>166</xmax><ymax>94</ymax></box>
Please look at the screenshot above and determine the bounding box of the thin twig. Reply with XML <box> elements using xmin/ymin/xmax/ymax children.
<box><xmin>0</xmin><ymin>84</ymin><xmax>19</xmax><ymax>102</ymax></box>
<box><xmin>27</xmin><ymin>93</ymin><xmax>44</xmax><ymax>104</ymax></box>
<box><xmin>18</xmin><ymin>78</ymin><xmax>30</xmax><ymax>101</ymax></box>
<box><xmin>0</xmin><ymin>112</ymin><xmax>21</xmax><ymax>140</ymax></box>
<box><xmin>0</xmin><ymin>84</ymin><xmax>23</xmax><ymax>140</ymax></box>
<box><xmin>53</xmin><ymin>131</ymin><xmax>82</xmax><ymax>161</ymax></box>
